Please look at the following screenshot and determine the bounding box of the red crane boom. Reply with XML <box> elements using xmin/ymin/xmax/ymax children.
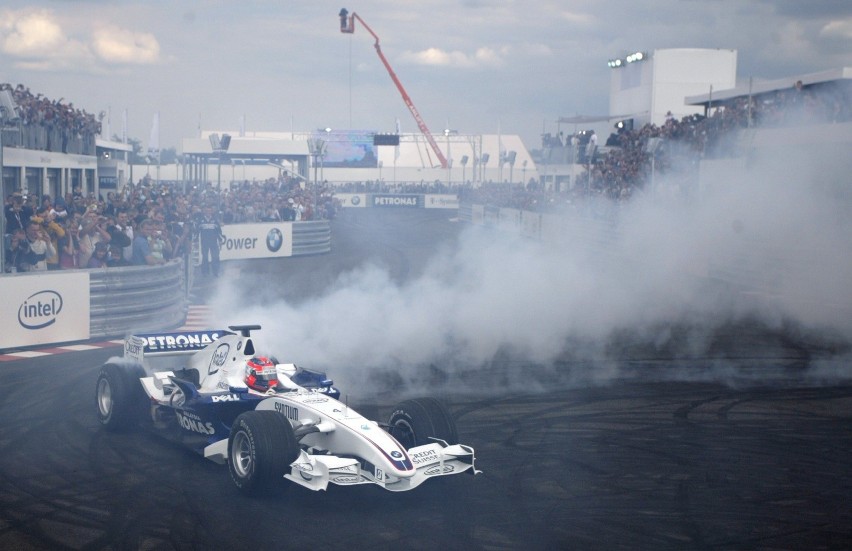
<box><xmin>340</xmin><ymin>9</ymin><xmax>448</xmax><ymax>169</ymax></box>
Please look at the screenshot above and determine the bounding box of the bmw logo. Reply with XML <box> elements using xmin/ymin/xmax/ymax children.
<box><xmin>390</xmin><ymin>451</ymin><xmax>403</xmax><ymax>459</ymax></box>
<box><xmin>266</xmin><ymin>228</ymin><xmax>283</xmax><ymax>252</ymax></box>
<box><xmin>351</xmin><ymin>195</ymin><xmax>361</xmax><ymax>206</ymax></box>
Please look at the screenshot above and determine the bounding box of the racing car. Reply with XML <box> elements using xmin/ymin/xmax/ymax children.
<box><xmin>95</xmin><ymin>325</ymin><xmax>478</xmax><ymax>495</ymax></box>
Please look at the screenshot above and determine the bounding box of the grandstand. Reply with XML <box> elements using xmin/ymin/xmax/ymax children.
<box><xmin>172</xmin><ymin>130</ymin><xmax>535</xmax><ymax>188</ymax></box>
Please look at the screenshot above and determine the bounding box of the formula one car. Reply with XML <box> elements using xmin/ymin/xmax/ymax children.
<box><xmin>95</xmin><ymin>325</ymin><xmax>478</xmax><ymax>495</ymax></box>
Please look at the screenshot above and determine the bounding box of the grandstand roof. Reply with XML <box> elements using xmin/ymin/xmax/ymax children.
<box><xmin>556</xmin><ymin>113</ymin><xmax>646</xmax><ymax>125</ymax></box>
<box><xmin>685</xmin><ymin>66</ymin><xmax>852</xmax><ymax>107</ymax></box>
<box><xmin>182</xmin><ymin>136</ymin><xmax>309</xmax><ymax>156</ymax></box>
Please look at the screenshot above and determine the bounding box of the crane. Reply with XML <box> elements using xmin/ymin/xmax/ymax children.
<box><xmin>339</xmin><ymin>8</ymin><xmax>449</xmax><ymax>169</ymax></box>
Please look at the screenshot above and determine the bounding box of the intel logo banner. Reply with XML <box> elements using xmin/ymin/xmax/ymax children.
<box><xmin>1</xmin><ymin>272</ymin><xmax>90</xmax><ymax>349</ymax></box>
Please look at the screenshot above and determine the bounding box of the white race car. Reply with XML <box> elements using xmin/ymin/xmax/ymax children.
<box><xmin>95</xmin><ymin>325</ymin><xmax>478</xmax><ymax>495</ymax></box>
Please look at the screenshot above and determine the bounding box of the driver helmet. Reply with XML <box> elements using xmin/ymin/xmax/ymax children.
<box><xmin>244</xmin><ymin>357</ymin><xmax>278</xmax><ymax>392</ymax></box>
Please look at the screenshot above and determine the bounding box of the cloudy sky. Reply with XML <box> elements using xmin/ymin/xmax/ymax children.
<box><xmin>1</xmin><ymin>1</ymin><xmax>850</xmax><ymax>150</ymax></box>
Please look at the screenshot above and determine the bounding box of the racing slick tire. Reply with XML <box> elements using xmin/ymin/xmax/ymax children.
<box><xmin>95</xmin><ymin>363</ymin><xmax>147</xmax><ymax>431</ymax></box>
<box><xmin>387</xmin><ymin>397</ymin><xmax>458</xmax><ymax>449</ymax></box>
<box><xmin>228</xmin><ymin>410</ymin><xmax>300</xmax><ymax>496</ymax></box>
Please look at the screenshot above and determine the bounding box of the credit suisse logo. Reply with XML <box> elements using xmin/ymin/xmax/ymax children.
<box><xmin>18</xmin><ymin>290</ymin><xmax>63</xmax><ymax>330</ymax></box>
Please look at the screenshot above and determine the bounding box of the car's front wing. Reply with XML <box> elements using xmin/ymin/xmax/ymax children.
<box><xmin>285</xmin><ymin>440</ymin><xmax>479</xmax><ymax>492</ymax></box>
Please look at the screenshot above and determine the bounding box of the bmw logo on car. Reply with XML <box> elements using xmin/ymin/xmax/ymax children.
<box><xmin>266</xmin><ymin>228</ymin><xmax>283</xmax><ymax>252</ymax></box>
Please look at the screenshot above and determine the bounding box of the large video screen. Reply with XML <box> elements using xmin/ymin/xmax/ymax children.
<box><xmin>314</xmin><ymin>130</ymin><xmax>378</xmax><ymax>168</ymax></box>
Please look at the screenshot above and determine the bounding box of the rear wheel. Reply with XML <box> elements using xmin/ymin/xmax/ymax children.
<box><xmin>388</xmin><ymin>397</ymin><xmax>458</xmax><ymax>449</ymax></box>
<box><xmin>228</xmin><ymin>410</ymin><xmax>300</xmax><ymax>496</ymax></box>
<box><xmin>95</xmin><ymin>363</ymin><xmax>147</xmax><ymax>431</ymax></box>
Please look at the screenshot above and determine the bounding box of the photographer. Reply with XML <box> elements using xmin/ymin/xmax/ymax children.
<box><xmin>36</xmin><ymin>211</ymin><xmax>66</xmax><ymax>270</ymax></box>
<box><xmin>4</xmin><ymin>192</ymin><xmax>33</xmax><ymax>234</ymax></box>
<box><xmin>58</xmin><ymin>219</ymin><xmax>82</xmax><ymax>269</ymax></box>
<box><xmin>77</xmin><ymin>213</ymin><xmax>111</xmax><ymax>266</ymax></box>
<box><xmin>4</xmin><ymin>229</ymin><xmax>30</xmax><ymax>273</ymax></box>
<box><xmin>24</xmin><ymin>220</ymin><xmax>56</xmax><ymax>272</ymax></box>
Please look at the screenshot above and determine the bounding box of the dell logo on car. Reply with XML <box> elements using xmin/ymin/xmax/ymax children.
<box><xmin>18</xmin><ymin>290</ymin><xmax>63</xmax><ymax>330</ymax></box>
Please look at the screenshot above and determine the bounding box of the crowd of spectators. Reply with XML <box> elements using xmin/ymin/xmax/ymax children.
<box><xmin>3</xmin><ymin>174</ymin><xmax>336</xmax><ymax>273</ymax></box>
<box><xmin>537</xmin><ymin>79</ymin><xmax>852</xmax><ymax>204</ymax></box>
<box><xmin>0</xmin><ymin>83</ymin><xmax>101</xmax><ymax>155</ymax></box>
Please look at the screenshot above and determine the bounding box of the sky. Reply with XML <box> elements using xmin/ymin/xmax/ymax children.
<box><xmin>1</xmin><ymin>1</ymin><xmax>850</xmax><ymax>151</ymax></box>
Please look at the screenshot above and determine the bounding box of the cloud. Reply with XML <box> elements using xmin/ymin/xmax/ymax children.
<box><xmin>1</xmin><ymin>9</ymin><xmax>68</xmax><ymax>56</ymax></box>
<box><xmin>399</xmin><ymin>46</ymin><xmax>504</xmax><ymax>68</ymax></box>
<box><xmin>558</xmin><ymin>10</ymin><xmax>594</xmax><ymax>25</ymax></box>
<box><xmin>92</xmin><ymin>25</ymin><xmax>160</xmax><ymax>64</ymax></box>
<box><xmin>820</xmin><ymin>18</ymin><xmax>852</xmax><ymax>39</ymax></box>
<box><xmin>0</xmin><ymin>8</ymin><xmax>161</xmax><ymax>72</ymax></box>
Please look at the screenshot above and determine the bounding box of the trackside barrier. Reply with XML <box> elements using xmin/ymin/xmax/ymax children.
<box><xmin>0</xmin><ymin>260</ymin><xmax>187</xmax><ymax>351</ymax></box>
<box><xmin>292</xmin><ymin>221</ymin><xmax>332</xmax><ymax>255</ymax></box>
<box><xmin>88</xmin><ymin>260</ymin><xmax>188</xmax><ymax>338</ymax></box>
<box><xmin>1</xmin><ymin>220</ymin><xmax>331</xmax><ymax>352</ymax></box>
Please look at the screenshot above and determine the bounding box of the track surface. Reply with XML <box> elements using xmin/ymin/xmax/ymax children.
<box><xmin>1</xmin><ymin>210</ymin><xmax>851</xmax><ymax>550</ymax></box>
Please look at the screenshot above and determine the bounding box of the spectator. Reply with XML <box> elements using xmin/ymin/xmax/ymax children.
<box><xmin>24</xmin><ymin>220</ymin><xmax>56</xmax><ymax>272</ymax></box>
<box><xmin>113</xmin><ymin>210</ymin><xmax>135</xmax><ymax>261</ymax></box>
<box><xmin>58</xmin><ymin>220</ymin><xmax>82</xmax><ymax>269</ymax></box>
<box><xmin>132</xmin><ymin>219</ymin><xmax>165</xmax><ymax>266</ymax></box>
<box><xmin>38</xmin><ymin>211</ymin><xmax>66</xmax><ymax>271</ymax></box>
<box><xmin>4</xmin><ymin>229</ymin><xmax>30</xmax><ymax>273</ymax></box>
<box><xmin>148</xmin><ymin>224</ymin><xmax>172</xmax><ymax>263</ymax></box>
<box><xmin>87</xmin><ymin>241</ymin><xmax>110</xmax><ymax>268</ymax></box>
<box><xmin>196</xmin><ymin>205</ymin><xmax>224</xmax><ymax>277</ymax></box>
<box><xmin>5</xmin><ymin>192</ymin><xmax>32</xmax><ymax>234</ymax></box>
<box><xmin>77</xmin><ymin>214</ymin><xmax>111</xmax><ymax>267</ymax></box>
<box><xmin>107</xmin><ymin>244</ymin><xmax>131</xmax><ymax>267</ymax></box>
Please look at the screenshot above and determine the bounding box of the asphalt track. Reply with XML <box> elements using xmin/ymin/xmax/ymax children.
<box><xmin>1</xmin><ymin>209</ymin><xmax>851</xmax><ymax>550</ymax></box>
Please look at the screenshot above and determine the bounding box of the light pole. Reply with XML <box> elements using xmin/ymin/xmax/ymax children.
<box><xmin>209</xmin><ymin>133</ymin><xmax>231</xmax><ymax>193</ymax></box>
<box><xmin>308</xmin><ymin>138</ymin><xmax>326</xmax><ymax>219</ymax></box>
<box><xmin>480</xmin><ymin>153</ymin><xmax>489</xmax><ymax>184</ymax></box>
<box><xmin>522</xmin><ymin>159</ymin><xmax>527</xmax><ymax>187</ymax></box>
<box><xmin>460</xmin><ymin>155</ymin><xmax>468</xmax><ymax>185</ymax></box>
<box><xmin>443</xmin><ymin>128</ymin><xmax>456</xmax><ymax>185</ymax></box>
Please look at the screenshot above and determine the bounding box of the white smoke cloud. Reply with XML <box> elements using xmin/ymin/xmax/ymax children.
<box><xmin>209</xmin><ymin>142</ymin><xmax>852</xmax><ymax>395</ymax></box>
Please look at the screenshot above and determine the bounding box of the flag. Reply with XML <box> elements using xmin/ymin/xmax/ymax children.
<box><xmin>147</xmin><ymin>112</ymin><xmax>160</xmax><ymax>159</ymax></box>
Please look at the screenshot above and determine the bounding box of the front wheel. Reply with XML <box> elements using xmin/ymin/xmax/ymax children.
<box><xmin>387</xmin><ymin>397</ymin><xmax>458</xmax><ymax>449</ymax></box>
<box><xmin>228</xmin><ymin>410</ymin><xmax>300</xmax><ymax>496</ymax></box>
<box><xmin>95</xmin><ymin>363</ymin><xmax>147</xmax><ymax>431</ymax></box>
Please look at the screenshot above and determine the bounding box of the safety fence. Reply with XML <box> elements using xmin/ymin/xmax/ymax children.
<box><xmin>1</xmin><ymin>219</ymin><xmax>331</xmax><ymax>352</ymax></box>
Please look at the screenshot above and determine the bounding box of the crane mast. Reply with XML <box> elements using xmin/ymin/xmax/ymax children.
<box><xmin>340</xmin><ymin>8</ymin><xmax>449</xmax><ymax>169</ymax></box>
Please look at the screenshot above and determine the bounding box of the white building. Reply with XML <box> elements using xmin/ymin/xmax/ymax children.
<box><xmin>608</xmin><ymin>48</ymin><xmax>737</xmax><ymax>126</ymax></box>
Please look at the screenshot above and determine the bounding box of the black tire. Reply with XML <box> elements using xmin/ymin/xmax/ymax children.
<box><xmin>228</xmin><ymin>410</ymin><xmax>300</xmax><ymax>496</ymax></box>
<box><xmin>387</xmin><ymin>397</ymin><xmax>458</xmax><ymax>449</ymax></box>
<box><xmin>95</xmin><ymin>363</ymin><xmax>147</xmax><ymax>431</ymax></box>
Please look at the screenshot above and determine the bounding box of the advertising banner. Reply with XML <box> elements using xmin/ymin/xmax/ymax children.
<box><xmin>424</xmin><ymin>194</ymin><xmax>460</xmax><ymax>209</ymax></box>
<box><xmin>0</xmin><ymin>272</ymin><xmax>91</xmax><ymax>349</ymax></box>
<box><xmin>335</xmin><ymin>193</ymin><xmax>368</xmax><ymax>208</ymax></box>
<box><xmin>219</xmin><ymin>223</ymin><xmax>293</xmax><ymax>261</ymax></box>
<box><xmin>372</xmin><ymin>194</ymin><xmax>422</xmax><ymax>208</ymax></box>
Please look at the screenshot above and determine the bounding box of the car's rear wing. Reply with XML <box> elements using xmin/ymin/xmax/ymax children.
<box><xmin>124</xmin><ymin>330</ymin><xmax>233</xmax><ymax>363</ymax></box>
